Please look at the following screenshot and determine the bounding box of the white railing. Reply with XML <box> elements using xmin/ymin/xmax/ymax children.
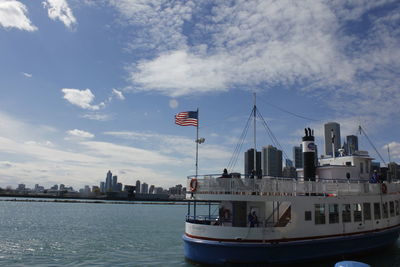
<box><xmin>187</xmin><ymin>175</ymin><xmax>400</xmax><ymax>196</ymax></box>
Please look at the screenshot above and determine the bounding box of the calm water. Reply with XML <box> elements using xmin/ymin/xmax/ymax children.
<box><xmin>0</xmin><ymin>199</ymin><xmax>399</xmax><ymax>267</ymax></box>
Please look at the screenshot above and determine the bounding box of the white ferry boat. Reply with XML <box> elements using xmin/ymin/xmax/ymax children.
<box><xmin>183</xmin><ymin>120</ymin><xmax>400</xmax><ymax>264</ymax></box>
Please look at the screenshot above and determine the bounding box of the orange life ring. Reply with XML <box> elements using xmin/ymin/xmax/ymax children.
<box><xmin>190</xmin><ymin>178</ymin><xmax>198</xmax><ymax>192</ymax></box>
<box><xmin>381</xmin><ymin>183</ymin><xmax>387</xmax><ymax>194</ymax></box>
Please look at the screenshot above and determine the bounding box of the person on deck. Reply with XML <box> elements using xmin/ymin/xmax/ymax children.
<box><xmin>370</xmin><ymin>170</ymin><xmax>378</xmax><ymax>183</ymax></box>
<box><xmin>221</xmin><ymin>168</ymin><xmax>231</xmax><ymax>178</ymax></box>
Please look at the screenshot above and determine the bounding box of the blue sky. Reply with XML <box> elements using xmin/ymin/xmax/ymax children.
<box><xmin>0</xmin><ymin>0</ymin><xmax>399</xmax><ymax>189</ymax></box>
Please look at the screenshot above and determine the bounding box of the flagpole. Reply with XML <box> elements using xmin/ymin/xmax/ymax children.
<box><xmin>195</xmin><ymin>108</ymin><xmax>199</xmax><ymax>178</ymax></box>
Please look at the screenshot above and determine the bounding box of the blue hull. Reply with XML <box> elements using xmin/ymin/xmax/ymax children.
<box><xmin>183</xmin><ymin>228</ymin><xmax>399</xmax><ymax>264</ymax></box>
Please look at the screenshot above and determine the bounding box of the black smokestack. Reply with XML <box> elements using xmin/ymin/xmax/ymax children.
<box><xmin>302</xmin><ymin>128</ymin><xmax>316</xmax><ymax>181</ymax></box>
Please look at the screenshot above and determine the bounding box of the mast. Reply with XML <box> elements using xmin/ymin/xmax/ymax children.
<box><xmin>253</xmin><ymin>93</ymin><xmax>257</xmax><ymax>175</ymax></box>
<box><xmin>195</xmin><ymin>108</ymin><xmax>199</xmax><ymax>177</ymax></box>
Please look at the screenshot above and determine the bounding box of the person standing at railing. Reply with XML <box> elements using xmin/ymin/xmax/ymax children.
<box><xmin>220</xmin><ymin>168</ymin><xmax>231</xmax><ymax>178</ymax></box>
<box><xmin>248</xmin><ymin>211</ymin><xmax>259</xmax><ymax>227</ymax></box>
<box><xmin>370</xmin><ymin>170</ymin><xmax>378</xmax><ymax>183</ymax></box>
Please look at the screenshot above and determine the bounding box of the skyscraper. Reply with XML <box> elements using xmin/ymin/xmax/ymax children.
<box><xmin>112</xmin><ymin>175</ymin><xmax>118</xmax><ymax>191</ymax></box>
<box><xmin>293</xmin><ymin>145</ymin><xmax>303</xmax><ymax>169</ymax></box>
<box><xmin>141</xmin><ymin>182</ymin><xmax>149</xmax><ymax>194</ymax></box>
<box><xmin>262</xmin><ymin>145</ymin><xmax>282</xmax><ymax>177</ymax></box>
<box><xmin>324</xmin><ymin>122</ymin><xmax>341</xmax><ymax>156</ymax></box>
<box><xmin>244</xmin><ymin>148</ymin><xmax>262</xmax><ymax>178</ymax></box>
<box><xmin>346</xmin><ymin>135</ymin><xmax>358</xmax><ymax>155</ymax></box>
<box><xmin>100</xmin><ymin>181</ymin><xmax>105</xmax><ymax>193</ymax></box>
<box><xmin>105</xmin><ymin>170</ymin><xmax>112</xmax><ymax>192</ymax></box>
<box><xmin>135</xmin><ymin>180</ymin><xmax>141</xmax><ymax>193</ymax></box>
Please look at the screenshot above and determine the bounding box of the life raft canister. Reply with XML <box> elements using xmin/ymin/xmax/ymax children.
<box><xmin>381</xmin><ymin>183</ymin><xmax>387</xmax><ymax>194</ymax></box>
<box><xmin>190</xmin><ymin>178</ymin><xmax>198</xmax><ymax>192</ymax></box>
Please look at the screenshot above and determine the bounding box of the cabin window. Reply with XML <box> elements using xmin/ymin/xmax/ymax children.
<box><xmin>305</xmin><ymin>211</ymin><xmax>312</xmax><ymax>221</ymax></box>
<box><xmin>396</xmin><ymin>200</ymin><xmax>400</xmax><ymax>216</ymax></box>
<box><xmin>329</xmin><ymin>204</ymin><xmax>339</xmax><ymax>224</ymax></box>
<box><xmin>374</xmin><ymin>202</ymin><xmax>381</xmax><ymax>220</ymax></box>
<box><xmin>390</xmin><ymin>201</ymin><xmax>395</xmax><ymax>217</ymax></box>
<box><xmin>382</xmin><ymin>202</ymin><xmax>389</xmax><ymax>219</ymax></box>
<box><xmin>365</xmin><ymin>160</ymin><xmax>369</xmax><ymax>173</ymax></box>
<box><xmin>315</xmin><ymin>204</ymin><xmax>326</xmax><ymax>224</ymax></box>
<box><xmin>342</xmin><ymin>204</ymin><xmax>351</xmax><ymax>223</ymax></box>
<box><xmin>360</xmin><ymin>163</ymin><xmax>364</xmax><ymax>174</ymax></box>
<box><xmin>353</xmin><ymin>204</ymin><xmax>362</xmax><ymax>222</ymax></box>
<box><xmin>363</xmin><ymin>203</ymin><xmax>371</xmax><ymax>221</ymax></box>
<box><xmin>346</xmin><ymin>162</ymin><xmax>351</xmax><ymax>166</ymax></box>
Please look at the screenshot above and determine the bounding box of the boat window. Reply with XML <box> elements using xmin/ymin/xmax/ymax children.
<box><xmin>346</xmin><ymin>162</ymin><xmax>351</xmax><ymax>166</ymax></box>
<box><xmin>360</xmin><ymin>162</ymin><xmax>364</xmax><ymax>174</ymax></box>
<box><xmin>328</xmin><ymin>204</ymin><xmax>339</xmax><ymax>224</ymax></box>
<box><xmin>382</xmin><ymin>202</ymin><xmax>389</xmax><ymax>219</ymax></box>
<box><xmin>365</xmin><ymin>160</ymin><xmax>369</xmax><ymax>173</ymax></box>
<box><xmin>374</xmin><ymin>202</ymin><xmax>381</xmax><ymax>220</ymax></box>
<box><xmin>353</xmin><ymin>204</ymin><xmax>362</xmax><ymax>222</ymax></box>
<box><xmin>342</xmin><ymin>204</ymin><xmax>351</xmax><ymax>223</ymax></box>
<box><xmin>315</xmin><ymin>204</ymin><xmax>326</xmax><ymax>224</ymax></box>
<box><xmin>390</xmin><ymin>201</ymin><xmax>395</xmax><ymax>217</ymax></box>
<box><xmin>363</xmin><ymin>203</ymin><xmax>371</xmax><ymax>221</ymax></box>
<box><xmin>305</xmin><ymin>211</ymin><xmax>312</xmax><ymax>221</ymax></box>
<box><xmin>396</xmin><ymin>200</ymin><xmax>400</xmax><ymax>216</ymax></box>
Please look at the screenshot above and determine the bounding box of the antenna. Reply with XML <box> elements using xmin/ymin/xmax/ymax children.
<box><xmin>388</xmin><ymin>143</ymin><xmax>391</xmax><ymax>163</ymax></box>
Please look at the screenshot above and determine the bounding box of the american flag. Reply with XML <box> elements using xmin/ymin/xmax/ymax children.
<box><xmin>175</xmin><ymin>111</ymin><xmax>198</xmax><ymax>126</ymax></box>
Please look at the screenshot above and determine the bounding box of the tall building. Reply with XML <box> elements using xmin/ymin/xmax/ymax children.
<box><xmin>244</xmin><ymin>148</ymin><xmax>262</xmax><ymax>178</ymax></box>
<box><xmin>324</xmin><ymin>122</ymin><xmax>341</xmax><ymax>156</ymax></box>
<box><xmin>112</xmin><ymin>175</ymin><xmax>118</xmax><ymax>191</ymax></box>
<box><xmin>141</xmin><ymin>182</ymin><xmax>149</xmax><ymax>194</ymax></box>
<box><xmin>100</xmin><ymin>182</ymin><xmax>105</xmax><ymax>193</ymax></box>
<box><xmin>135</xmin><ymin>180</ymin><xmax>141</xmax><ymax>193</ymax></box>
<box><xmin>293</xmin><ymin>145</ymin><xmax>303</xmax><ymax>169</ymax></box>
<box><xmin>346</xmin><ymin>135</ymin><xmax>358</xmax><ymax>155</ymax></box>
<box><xmin>105</xmin><ymin>170</ymin><xmax>112</xmax><ymax>192</ymax></box>
<box><xmin>262</xmin><ymin>145</ymin><xmax>282</xmax><ymax>177</ymax></box>
<box><xmin>149</xmin><ymin>185</ymin><xmax>155</xmax><ymax>194</ymax></box>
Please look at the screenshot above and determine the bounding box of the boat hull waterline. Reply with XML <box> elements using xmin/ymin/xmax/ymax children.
<box><xmin>183</xmin><ymin>226</ymin><xmax>400</xmax><ymax>264</ymax></box>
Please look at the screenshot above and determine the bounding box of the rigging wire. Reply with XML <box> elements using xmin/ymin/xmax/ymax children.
<box><xmin>256</xmin><ymin>108</ymin><xmax>290</xmax><ymax>161</ymax></box>
<box><xmin>257</xmin><ymin>96</ymin><xmax>320</xmax><ymax>122</ymax></box>
<box><xmin>358</xmin><ymin>126</ymin><xmax>386</xmax><ymax>165</ymax></box>
<box><xmin>226</xmin><ymin>109</ymin><xmax>253</xmax><ymax>172</ymax></box>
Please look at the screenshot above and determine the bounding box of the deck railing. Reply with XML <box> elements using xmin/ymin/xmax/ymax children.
<box><xmin>187</xmin><ymin>175</ymin><xmax>400</xmax><ymax>196</ymax></box>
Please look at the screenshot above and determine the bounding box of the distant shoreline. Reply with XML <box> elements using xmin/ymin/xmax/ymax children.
<box><xmin>0</xmin><ymin>197</ymin><xmax>188</xmax><ymax>205</ymax></box>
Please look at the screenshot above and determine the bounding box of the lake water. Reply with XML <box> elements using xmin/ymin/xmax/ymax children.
<box><xmin>0</xmin><ymin>199</ymin><xmax>399</xmax><ymax>267</ymax></box>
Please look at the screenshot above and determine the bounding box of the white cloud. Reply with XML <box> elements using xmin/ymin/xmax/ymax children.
<box><xmin>103</xmin><ymin>130</ymin><xmax>231</xmax><ymax>161</ymax></box>
<box><xmin>127</xmin><ymin>50</ymin><xmax>230</xmax><ymax>97</ymax></box>
<box><xmin>81</xmin><ymin>113</ymin><xmax>112</xmax><ymax>121</ymax></box>
<box><xmin>0</xmin><ymin>0</ymin><xmax>37</xmax><ymax>31</ymax></box>
<box><xmin>22</xmin><ymin>72</ymin><xmax>32</xmax><ymax>78</ymax></box>
<box><xmin>113</xmin><ymin>0</ymin><xmax>400</xmax><ymax>133</ymax></box>
<box><xmin>0</xmin><ymin>113</ymin><xmax>188</xmax><ymax>188</ymax></box>
<box><xmin>383</xmin><ymin>142</ymin><xmax>400</xmax><ymax>161</ymax></box>
<box><xmin>111</xmin><ymin>89</ymin><xmax>125</xmax><ymax>100</ymax></box>
<box><xmin>62</xmin><ymin>88</ymin><xmax>105</xmax><ymax>110</ymax></box>
<box><xmin>66</xmin><ymin>129</ymin><xmax>94</xmax><ymax>139</ymax></box>
<box><xmin>42</xmin><ymin>0</ymin><xmax>77</xmax><ymax>29</ymax></box>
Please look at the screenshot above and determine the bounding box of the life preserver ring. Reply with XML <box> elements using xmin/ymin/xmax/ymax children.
<box><xmin>381</xmin><ymin>183</ymin><xmax>387</xmax><ymax>194</ymax></box>
<box><xmin>190</xmin><ymin>178</ymin><xmax>198</xmax><ymax>192</ymax></box>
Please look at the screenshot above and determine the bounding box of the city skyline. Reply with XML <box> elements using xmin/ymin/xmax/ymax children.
<box><xmin>0</xmin><ymin>1</ymin><xmax>399</xmax><ymax>189</ymax></box>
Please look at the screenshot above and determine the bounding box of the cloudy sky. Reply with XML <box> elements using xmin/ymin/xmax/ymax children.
<box><xmin>0</xmin><ymin>0</ymin><xmax>399</xmax><ymax>190</ymax></box>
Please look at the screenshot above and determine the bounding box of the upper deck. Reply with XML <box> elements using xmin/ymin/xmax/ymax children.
<box><xmin>186</xmin><ymin>174</ymin><xmax>400</xmax><ymax>201</ymax></box>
